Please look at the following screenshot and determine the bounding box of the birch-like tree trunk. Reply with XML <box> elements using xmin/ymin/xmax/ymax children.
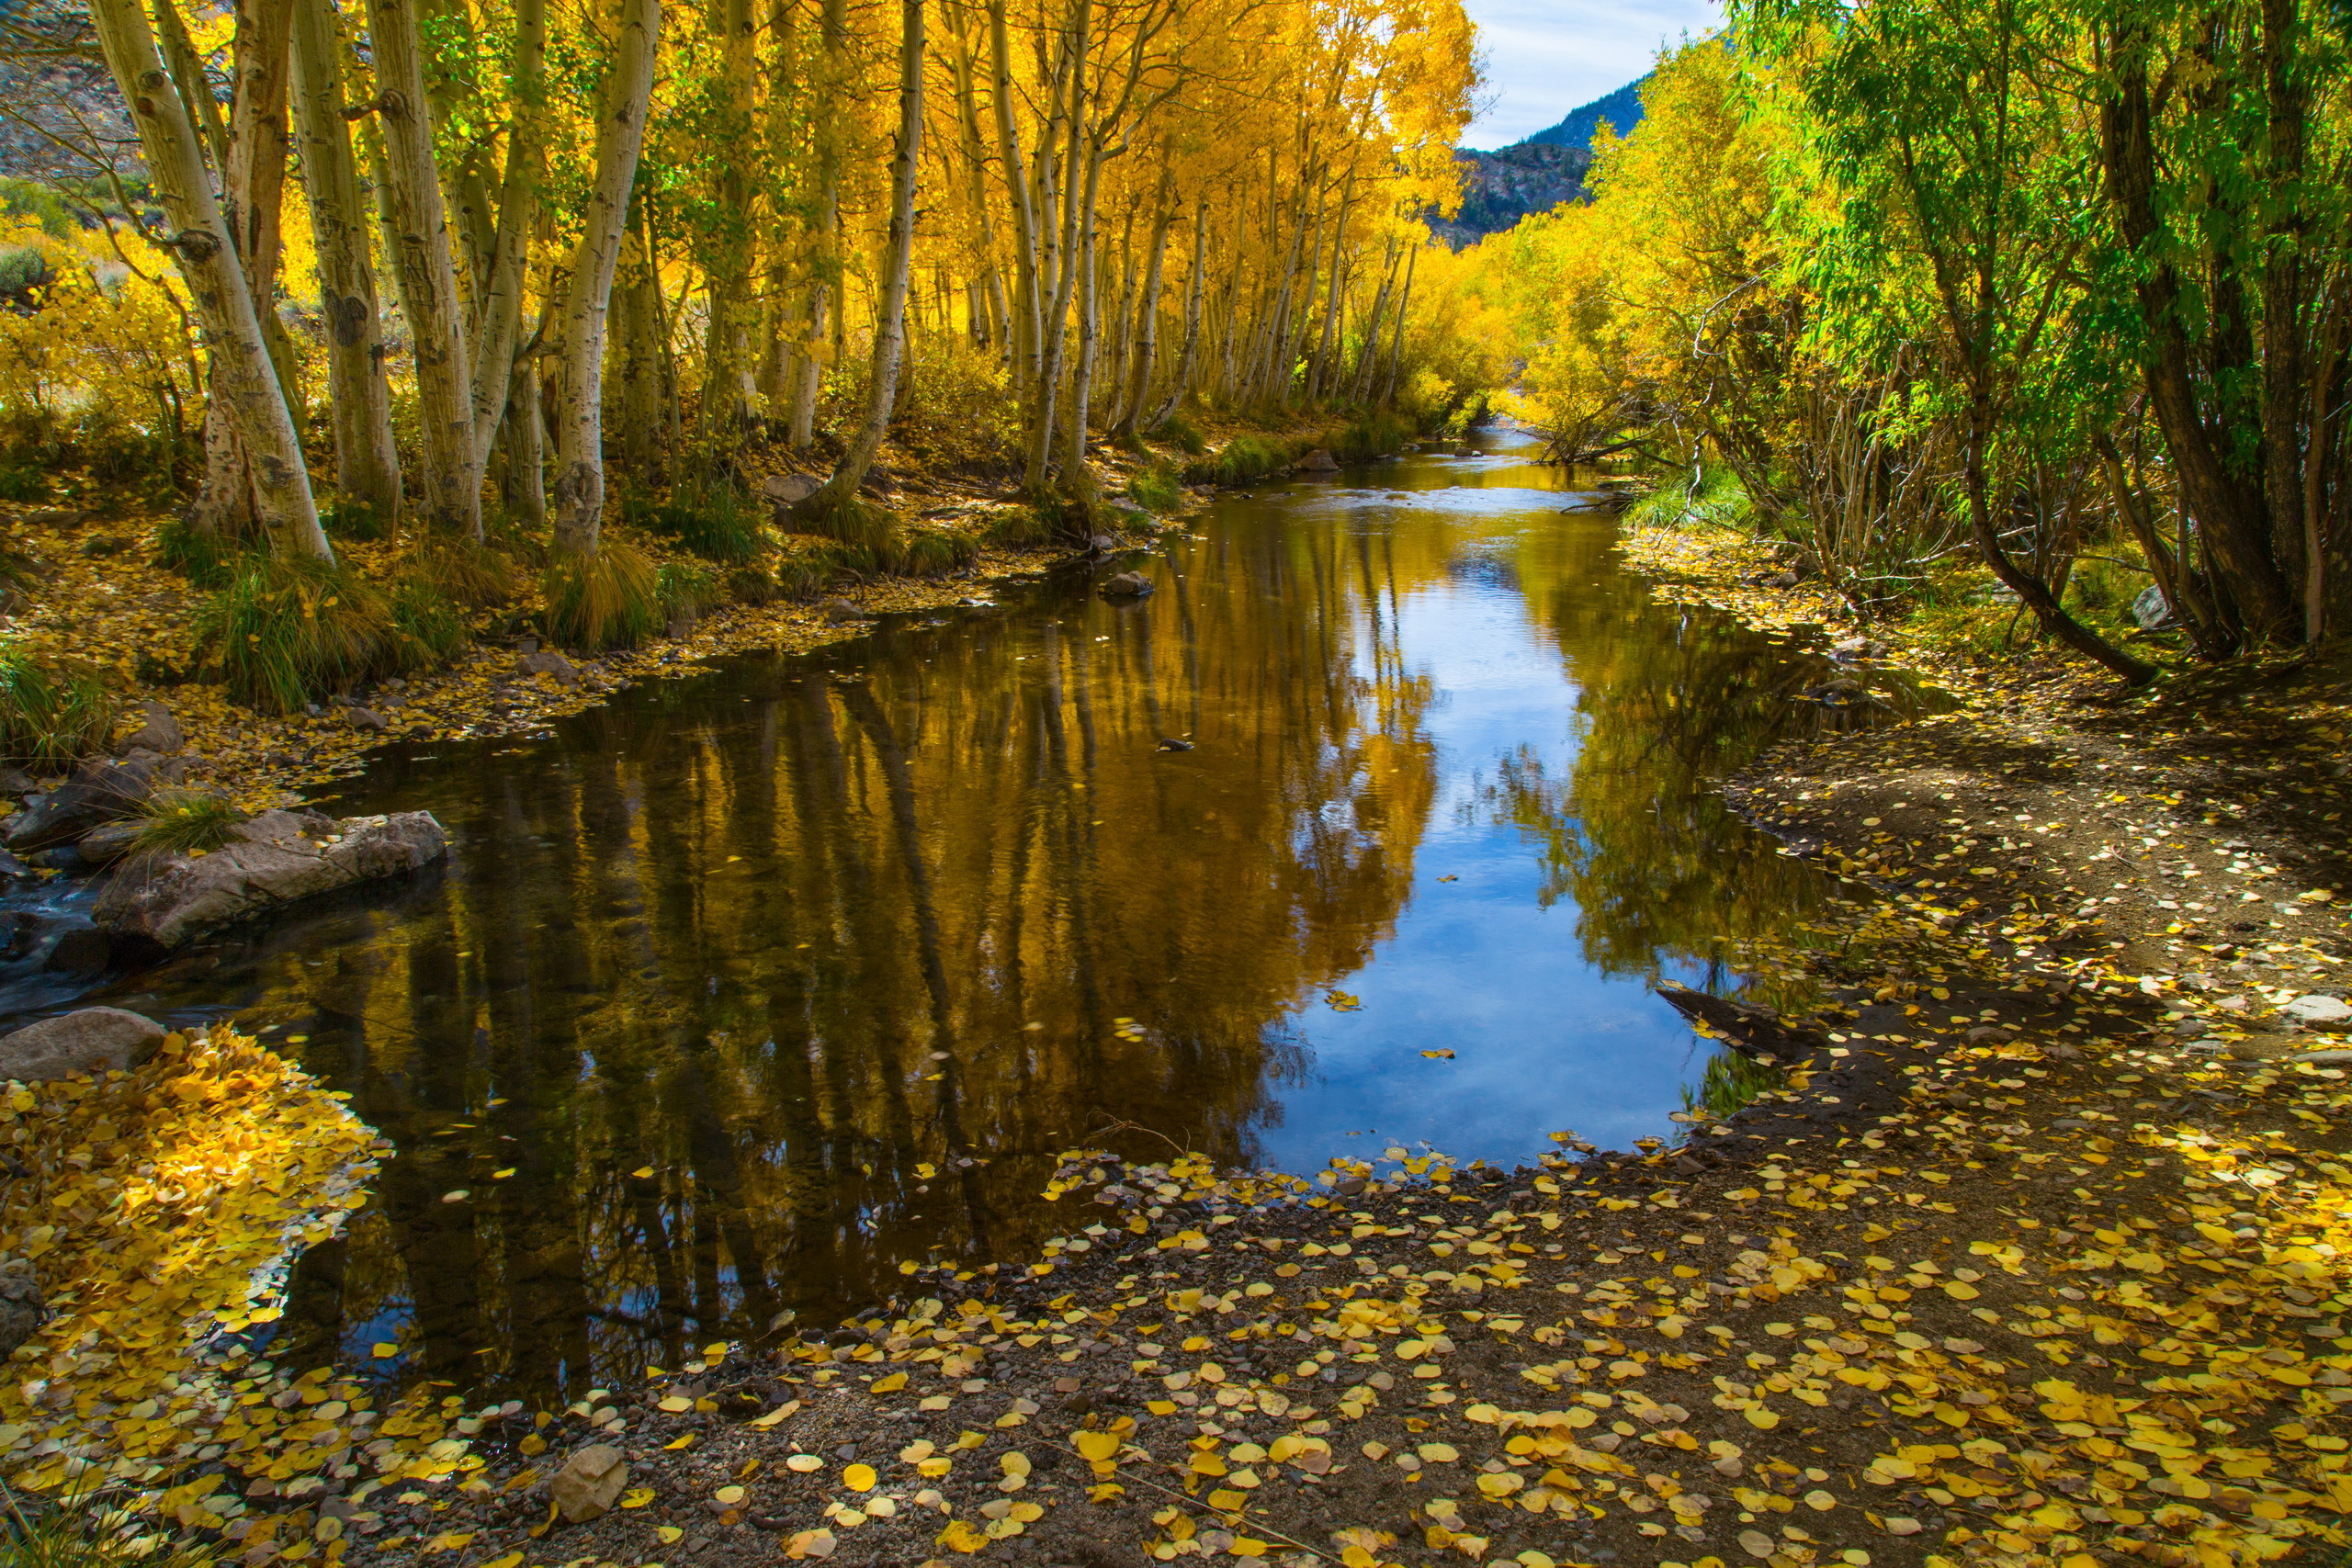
<box><xmin>549</xmin><ymin>0</ymin><xmax>662</xmax><ymax>555</ymax></box>
<box><xmin>1110</xmin><ymin>193</ymin><xmax>1172</xmax><ymax>436</ymax></box>
<box><xmin>368</xmin><ymin>0</ymin><xmax>480</xmax><ymax>536</ymax></box>
<box><xmin>466</xmin><ymin>0</ymin><xmax>546</xmax><ymax>479</ymax></box>
<box><xmin>89</xmin><ymin>0</ymin><xmax>332</xmax><ymax>561</ymax></box>
<box><xmin>786</xmin><ymin>0</ymin><xmax>849</xmax><ymax>451</ymax></box>
<box><xmin>289</xmin><ymin>0</ymin><xmax>401</xmax><ymax>523</ymax></box>
<box><xmin>809</xmin><ymin>0</ymin><xmax>924</xmax><ymax>513</ymax></box>
<box><xmin>1146</xmin><ymin>200</ymin><xmax>1205</xmax><ymax>426</ymax></box>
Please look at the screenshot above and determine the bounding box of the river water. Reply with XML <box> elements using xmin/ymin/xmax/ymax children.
<box><xmin>24</xmin><ymin>425</ymin><xmax>1934</xmax><ymax>1398</ymax></box>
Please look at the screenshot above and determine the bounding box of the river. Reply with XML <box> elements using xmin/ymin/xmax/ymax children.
<box><xmin>17</xmin><ymin>424</ymin><xmax>1934</xmax><ymax>1399</ymax></box>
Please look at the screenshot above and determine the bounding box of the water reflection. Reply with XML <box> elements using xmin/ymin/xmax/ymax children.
<box><xmin>65</xmin><ymin>427</ymin><xmax>1933</xmax><ymax>1398</ymax></box>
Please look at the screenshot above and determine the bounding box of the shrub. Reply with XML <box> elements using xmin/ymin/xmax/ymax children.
<box><xmin>1330</xmin><ymin>410</ymin><xmax>1416</xmax><ymax>464</ymax></box>
<box><xmin>656</xmin><ymin>559</ymin><xmax>719</xmax><ymax>618</ymax></box>
<box><xmin>1150</xmin><ymin>413</ymin><xmax>1206</xmax><ymax>455</ymax></box>
<box><xmin>896</xmin><ymin>528</ymin><xmax>982</xmax><ymax>578</ymax></box>
<box><xmin>0</xmin><ymin>465</ymin><xmax>47</xmax><ymax>502</ymax></box>
<box><xmin>130</xmin><ymin>785</ymin><xmax>248</xmax><ymax>860</ymax></box>
<box><xmin>984</xmin><ymin>508</ymin><xmax>1057</xmax><ymax>548</ymax></box>
<box><xmin>649</xmin><ymin>477</ymin><xmax>767</xmax><ymax>563</ymax></box>
<box><xmin>194</xmin><ymin>555</ymin><xmax>400</xmax><ymax>714</ymax></box>
<box><xmin>725</xmin><ymin>564</ymin><xmax>782</xmax><ymax>605</ymax></box>
<box><xmin>1125</xmin><ymin>463</ymin><xmax>1182</xmax><ymax>514</ymax></box>
<box><xmin>402</xmin><ymin>537</ymin><xmax>519</xmax><ymax>608</ymax></box>
<box><xmin>1184</xmin><ymin>434</ymin><xmax>1287</xmax><ymax>486</ymax></box>
<box><xmin>152</xmin><ymin>518</ymin><xmax>246</xmax><ymax>590</ymax></box>
<box><xmin>541</xmin><ymin>542</ymin><xmax>661</xmax><ymax>650</ymax></box>
<box><xmin>0</xmin><ymin>645</ymin><xmax>116</xmax><ymax>770</ymax></box>
<box><xmin>319</xmin><ymin>497</ymin><xmax>386</xmax><ymax>542</ymax></box>
<box><xmin>792</xmin><ymin>491</ymin><xmax>904</xmax><ymax>555</ymax></box>
<box><xmin>387</xmin><ymin>578</ymin><xmax>471</xmax><ymax>666</ymax></box>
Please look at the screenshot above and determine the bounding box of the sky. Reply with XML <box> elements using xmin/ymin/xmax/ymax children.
<box><xmin>1458</xmin><ymin>0</ymin><xmax>1727</xmax><ymax>148</ymax></box>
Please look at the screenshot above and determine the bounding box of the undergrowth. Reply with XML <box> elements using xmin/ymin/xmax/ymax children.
<box><xmin>193</xmin><ymin>556</ymin><xmax>465</xmax><ymax>713</ymax></box>
<box><xmin>542</xmin><ymin>543</ymin><xmax>661</xmax><ymax>650</ymax></box>
<box><xmin>0</xmin><ymin>646</ymin><xmax>116</xmax><ymax>771</ymax></box>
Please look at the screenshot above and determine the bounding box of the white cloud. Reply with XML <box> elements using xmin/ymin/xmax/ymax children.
<box><xmin>1459</xmin><ymin>0</ymin><xmax>1725</xmax><ymax>148</ymax></box>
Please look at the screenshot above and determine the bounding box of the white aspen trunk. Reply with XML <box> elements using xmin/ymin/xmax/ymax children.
<box><xmin>1060</xmin><ymin>130</ymin><xmax>1107</xmax><ymax>479</ymax></box>
<box><xmin>290</xmin><ymin>0</ymin><xmax>401</xmax><ymax>523</ymax></box>
<box><xmin>549</xmin><ymin>0</ymin><xmax>661</xmax><ymax>554</ymax></box>
<box><xmin>90</xmin><ymin>0</ymin><xmax>331</xmax><ymax>561</ymax></box>
<box><xmin>1380</xmin><ymin>242</ymin><xmax>1416</xmax><ymax>407</ymax></box>
<box><xmin>468</xmin><ymin>0</ymin><xmax>545</xmax><ymax>478</ymax></box>
<box><xmin>698</xmin><ymin>0</ymin><xmax>759</xmax><ymax>441</ymax></box>
<box><xmin>1349</xmin><ymin>235</ymin><xmax>1398</xmax><ymax>404</ymax></box>
<box><xmin>787</xmin><ymin>0</ymin><xmax>848</xmax><ymax>451</ymax></box>
<box><xmin>368</xmin><ymin>0</ymin><xmax>481</xmax><ymax>536</ymax></box>
<box><xmin>810</xmin><ymin>0</ymin><xmax>925</xmax><ymax>510</ymax></box>
<box><xmin>1112</xmin><ymin>193</ymin><xmax>1172</xmax><ymax>436</ymax></box>
<box><xmin>1147</xmin><ymin>199</ymin><xmax>1205</xmax><ymax>426</ymax></box>
<box><xmin>987</xmin><ymin>0</ymin><xmax>1045</xmax><ymax>417</ymax></box>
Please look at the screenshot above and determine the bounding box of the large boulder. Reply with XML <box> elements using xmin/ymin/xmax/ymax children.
<box><xmin>92</xmin><ymin>809</ymin><xmax>448</xmax><ymax>950</ymax></box>
<box><xmin>1100</xmin><ymin>571</ymin><xmax>1154</xmax><ymax>599</ymax></box>
<box><xmin>4</xmin><ymin>755</ymin><xmax>166</xmax><ymax>853</ymax></box>
<box><xmin>763</xmin><ymin>471</ymin><xmax>823</xmax><ymax>509</ymax></box>
<box><xmin>0</xmin><ymin>1007</ymin><xmax>165</xmax><ymax>1083</ymax></box>
<box><xmin>1295</xmin><ymin>448</ymin><xmax>1340</xmax><ymax>472</ymax></box>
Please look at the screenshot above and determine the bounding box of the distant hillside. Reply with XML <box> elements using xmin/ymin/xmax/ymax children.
<box><xmin>1521</xmin><ymin>77</ymin><xmax>1649</xmax><ymax>152</ymax></box>
<box><xmin>1434</xmin><ymin>78</ymin><xmax>1647</xmax><ymax>248</ymax></box>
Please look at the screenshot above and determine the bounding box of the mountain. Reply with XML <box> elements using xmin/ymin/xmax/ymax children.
<box><xmin>1434</xmin><ymin>77</ymin><xmax>1648</xmax><ymax>248</ymax></box>
<box><xmin>1520</xmin><ymin>76</ymin><xmax>1649</xmax><ymax>152</ymax></box>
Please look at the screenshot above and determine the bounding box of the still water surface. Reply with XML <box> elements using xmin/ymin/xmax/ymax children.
<box><xmin>71</xmin><ymin>427</ymin><xmax>1923</xmax><ymax>1397</ymax></box>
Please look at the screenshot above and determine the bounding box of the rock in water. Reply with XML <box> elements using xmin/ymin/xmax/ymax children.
<box><xmin>1157</xmin><ymin>738</ymin><xmax>1193</xmax><ymax>751</ymax></box>
<box><xmin>0</xmin><ymin>1259</ymin><xmax>42</xmax><ymax>1359</ymax></box>
<box><xmin>1101</xmin><ymin>571</ymin><xmax>1154</xmax><ymax>598</ymax></box>
<box><xmin>0</xmin><ymin>1007</ymin><xmax>165</xmax><ymax>1083</ymax></box>
<box><xmin>549</xmin><ymin>1444</ymin><xmax>630</xmax><ymax>1522</ymax></box>
<box><xmin>1295</xmin><ymin>448</ymin><xmax>1340</xmax><ymax>472</ymax></box>
<box><xmin>93</xmin><ymin>809</ymin><xmax>448</xmax><ymax>950</ymax></box>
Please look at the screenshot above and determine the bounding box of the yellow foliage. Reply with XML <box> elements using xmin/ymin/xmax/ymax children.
<box><xmin>0</xmin><ymin>219</ymin><xmax>201</xmax><ymax>461</ymax></box>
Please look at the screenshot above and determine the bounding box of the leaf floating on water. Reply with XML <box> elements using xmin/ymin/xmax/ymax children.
<box><xmin>1438</xmin><ymin>874</ymin><xmax>1458</xmax><ymax>882</ymax></box>
<box><xmin>1327</xmin><ymin>990</ymin><xmax>1364</xmax><ymax>1011</ymax></box>
<box><xmin>1421</xmin><ymin>1049</ymin><xmax>1455</xmax><ymax>1059</ymax></box>
<box><xmin>630</xmin><ymin>1166</ymin><xmax>655</xmax><ymax>1179</ymax></box>
<box><xmin>440</xmin><ymin>1189</ymin><xmax>469</xmax><ymax>1202</ymax></box>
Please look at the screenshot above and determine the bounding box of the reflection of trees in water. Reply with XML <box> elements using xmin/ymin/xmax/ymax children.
<box><xmin>238</xmin><ymin>512</ymin><xmax>1441</xmax><ymax>1399</ymax></box>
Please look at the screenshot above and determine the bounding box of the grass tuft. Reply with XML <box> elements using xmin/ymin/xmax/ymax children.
<box><xmin>401</xmin><ymin>539</ymin><xmax>519</xmax><ymax>609</ymax></box>
<box><xmin>1150</xmin><ymin>413</ymin><xmax>1206</xmax><ymax>455</ymax></box>
<box><xmin>895</xmin><ymin>529</ymin><xmax>983</xmax><ymax>578</ymax></box>
<box><xmin>1125</xmin><ymin>463</ymin><xmax>1183</xmax><ymax>514</ymax></box>
<box><xmin>0</xmin><ymin>1487</ymin><xmax>220</xmax><ymax>1568</ymax></box>
<box><xmin>151</xmin><ymin>519</ymin><xmax>247</xmax><ymax>591</ymax></box>
<box><xmin>646</xmin><ymin>477</ymin><xmax>769</xmax><ymax>563</ymax></box>
<box><xmin>656</xmin><ymin>560</ymin><xmax>719</xmax><ymax>619</ymax></box>
<box><xmin>129</xmin><ymin>786</ymin><xmax>248</xmax><ymax>861</ymax></box>
<box><xmin>541</xmin><ymin>543</ymin><xmax>661</xmax><ymax>651</ymax></box>
<box><xmin>192</xmin><ymin>556</ymin><xmax>401</xmax><ymax>715</ymax></box>
<box><xmin>0</xmin><ymin>646</ymin><xmax>117</xmax><ymax>772</ymax></box>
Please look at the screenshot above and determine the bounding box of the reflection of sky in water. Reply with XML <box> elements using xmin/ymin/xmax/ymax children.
<box><xmin>1253</xmin><ymin>464</ymin><xmax>1713</xmax><ymax>1169</ymax></box>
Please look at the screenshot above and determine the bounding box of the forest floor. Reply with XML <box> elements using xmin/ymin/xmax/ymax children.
<box><xmin>13</xmin><ymin>504</ymin><xmax>2352</xmax><ymax>1568</ymax></box>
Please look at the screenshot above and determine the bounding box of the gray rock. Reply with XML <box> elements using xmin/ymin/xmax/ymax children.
<box><xmin>92</xmin><ymin>808</ymin><xmax>448</xmax><ymax>950</ymax></box>
<box><xmin>113</xmin><ymin>700</ymin><xmax>183</xmax><ymax>757</ymax></box>
<box><xmin>345</xmin><ymin>706</ymin><xmax>390</xmax><ymax>733</ymax></box>
<box><xmin>0</xmin><ymin>1007</ymin><xmax>165</xmax><ymax>1083</ymax></box>
<box><xmin>1101</xmin><ymin>571</ymin><xmax>1153</xmax><ymax>599</ymax></box>
<box><xmin>2284</xmin><ymin>993</ymin><xmax>2352</xmax><ymax>1027</ymax></box>
<box><xmin>0</xmin><ymin>1260</ymin><xmax>42</xmax><ymax>1359</ymax></box>
<box><xmin>819</xmin><ymin>599</ymin><xmax>874</xmax><ymax>625</ymax></box>
<box><xmin>518</xmin><ymin>650</ymin><xmax>581</xmax><ymax>687</ymax></box>
<box><xmin>2293</xmin><ymin>1048</ymin><xmax>2352</xmax><ymax>1065</ymax></box>
<box><xmin>763</xmin><ymin>470</ymin><xmax>823</xmax><ymax>505</ymax></box>
<box><xmin>2132</xmin><ymin>584</ymin><xmax>2179</xmax><ymax>632</ymax></box>
<box><xmin>74</xmin><ymin>820</ymin><xmax>143</xmax><ymax>866</ymax></box>
<box><xmin>548</xmin><ymin>1444</ymin><xmax>629</xmax><ymax>1523</ymax></box>
<box><xmin>1106</xmin><ymin>497</ymin><xmax>1148</xmax><ymax>515</ymax></box>
<box><xmin>4</xmin><ymin>756</ymin><xmax>162</xmax><ymax>852</ymax></box>
<box><xmin>1088</xmin><ymin>533</ymin><xmax>1120</xmax><ymax>554</ymax></box>
<box><xmin>1295</xmin><ymin>448</ymin><xmax>1340</xmax><ymax>472</ymax></box>
<box><xmin>0</xmin><ymin>848</ymin><xmax>29</xmax><ymax>879</ymax></box>
<box><xmin>0</xmin><ymin>766</ymin><xmax>39</xmax><ymax>797</ymax></box>
<box><xmin>41</xmin><ymin>928</ymin><xmax>109</xmax><ymax>975</ymax></box>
